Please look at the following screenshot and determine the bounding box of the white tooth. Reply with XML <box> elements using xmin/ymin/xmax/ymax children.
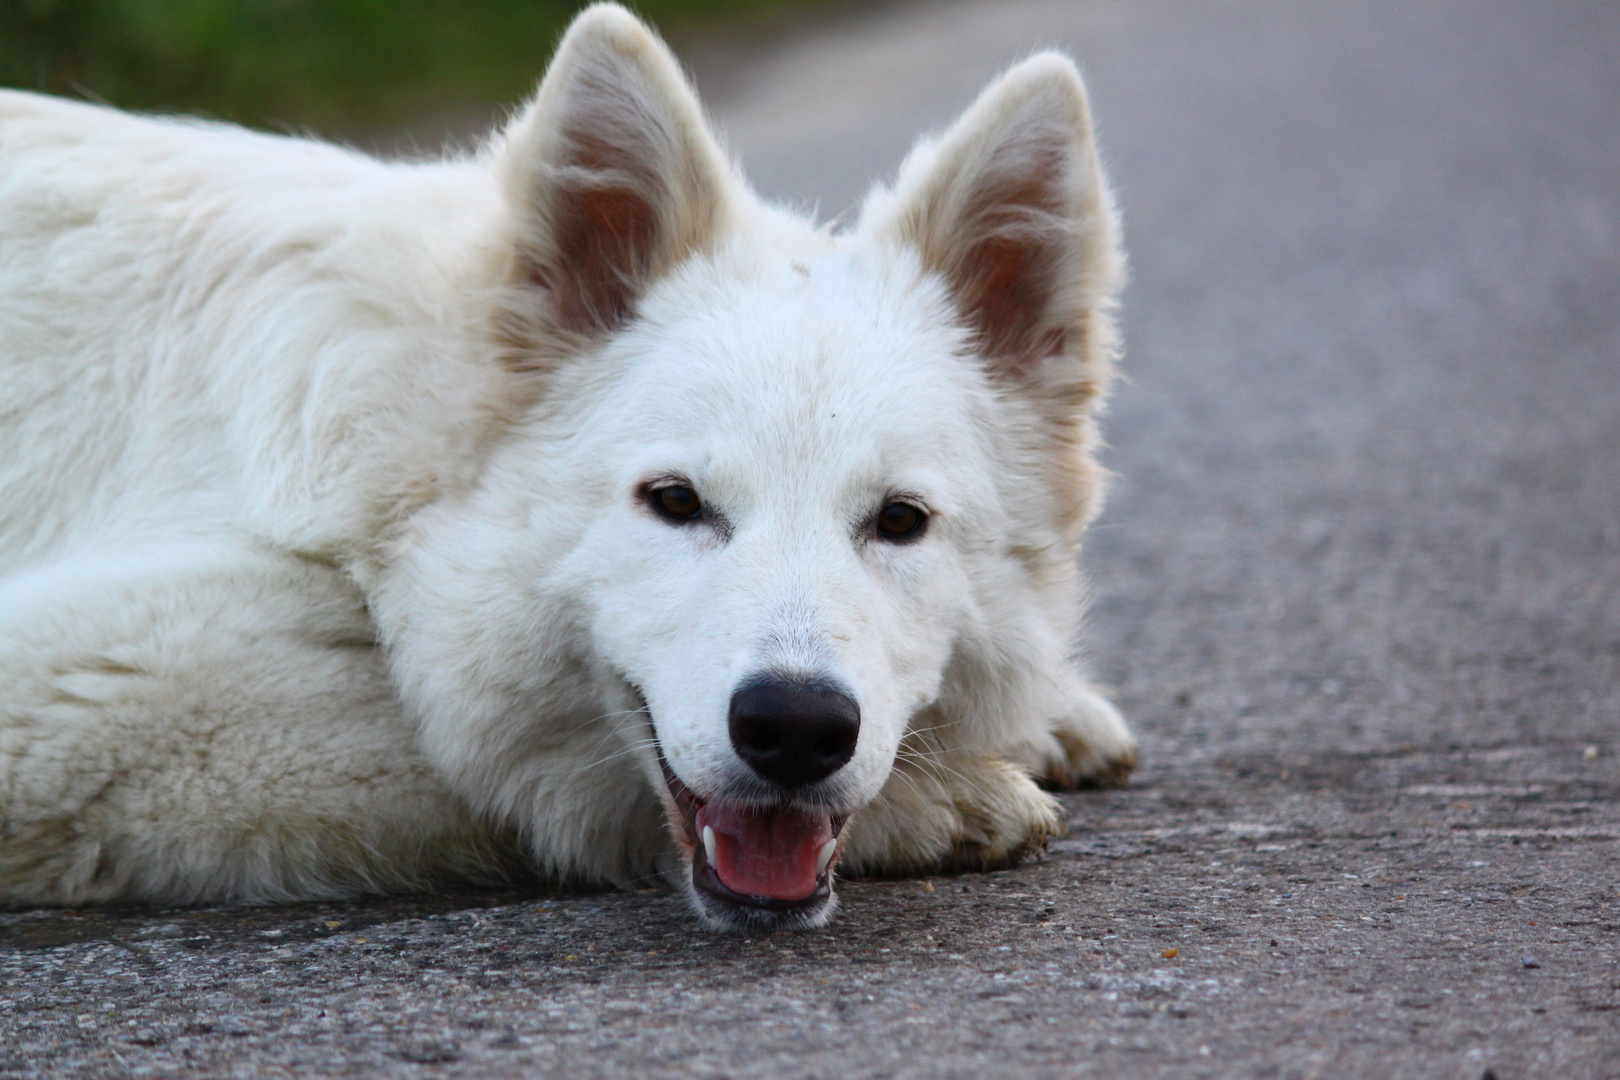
<box><xmin>817</xmin><ymin>838</ymin><xmax>838</xmax><ymax>875</ymax></box>
<box><xmin>702</xmin><ymin>825</ymin><xmax>718</xmax><ymax>866</ymax></box>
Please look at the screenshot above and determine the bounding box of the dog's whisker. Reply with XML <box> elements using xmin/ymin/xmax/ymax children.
<box><xmin>565</xmin><ymin>736</ymin><xmax>664</xmax><ymax>777</ymax></box>
<box><xmin>893</xmin><ymin>747</ymin><xmax>983</xmax><ymax>790</ymax></box>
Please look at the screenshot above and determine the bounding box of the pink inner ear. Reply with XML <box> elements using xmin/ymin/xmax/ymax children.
<box><xmin>529</xmin><ymin>114</ymin><xmax>663</xmax><ymax>336</ymax></box>
<box><xmin>958</xmin><ymin>230</ymin><xmax>1068</xmax><ymax>370</ymax></box>
<box><xmin>964</xmin><ymin>235</ymin><xmax>1045</xmax><ymax>363</ymax></box>
<box><xmin>533</xmin><ymin>182</ymin><xmax>658</xmax><ymax>334</ymax></box>
<box><xmin>951</xmin><ymin>154</ymin><xmax>1069</xmax><ymax>371</ymax></box>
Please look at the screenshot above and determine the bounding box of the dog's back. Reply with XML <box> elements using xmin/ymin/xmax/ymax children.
<box><xmin>0</xmin><ymin>91</ymin><xmax>510</xmax><ymax>577</ymax></box>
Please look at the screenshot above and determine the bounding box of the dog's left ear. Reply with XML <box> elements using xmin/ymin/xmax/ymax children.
<box><xmin>497</xmin><ymin>4</ymin><xmax>735</xmax><ymax>338</ymax></box>
<box><xmin>862</xmin><ymin>53</ymin><xmax>1123</xmax><ymax>399</ymax></box>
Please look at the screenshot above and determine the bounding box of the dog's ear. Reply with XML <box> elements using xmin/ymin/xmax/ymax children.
<box><xmin>863</xmin><ymin>53</ymin><xmax>1122</xmax><ymax>399</ymax></box>
<box><xmin>497</xmin><ymin>3</ymin><xmax>734</xmax><ymax>337</ymax></box>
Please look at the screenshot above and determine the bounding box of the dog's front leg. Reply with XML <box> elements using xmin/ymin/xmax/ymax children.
<box><xmin>837</xmin><ymin>737</ymin><xmax>1061</xmax><ymax>878</ymax></box>
<box><xmin>1003</xmin><ymin>681</ymin><xmax>1139</xmax><ymax>791</ymax></box>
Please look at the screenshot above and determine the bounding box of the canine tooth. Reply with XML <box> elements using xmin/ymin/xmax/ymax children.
<box><xmin>702</xmin><ymin>825</ymin><xmax>717</xmax><ymax>866</ymax></box>
<box><xmin>817</xmin><ymin>838</ymin><xmax>837</xmax><ymax>875</ymax></box>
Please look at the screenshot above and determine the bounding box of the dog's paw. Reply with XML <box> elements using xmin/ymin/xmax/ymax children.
<box><xmin>839</xmin><ymin>750</ymin><xmax>1060</xmax><ymax>877</ymax></box>
<box><xmin>939</xmin><ymin>756</ymin><xmax>1063</xmax><ymax>871</ymax></box>
<box><xmin>1004</xmin><ymin>684</ymin><xmax>1138</xmax><ymax>791</ymax></box>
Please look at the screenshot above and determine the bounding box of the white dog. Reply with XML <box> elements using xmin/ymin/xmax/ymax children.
<box><xmin>0</xmin><ymin>4</ymin><xmax>1134</xmax><ymax>929</ymax></box>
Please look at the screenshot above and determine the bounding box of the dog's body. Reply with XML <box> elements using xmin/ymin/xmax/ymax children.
<box><xmin>0</xmin><ymin>5</ymin><xmax>1133</xmax><ymax>928</ymax></box>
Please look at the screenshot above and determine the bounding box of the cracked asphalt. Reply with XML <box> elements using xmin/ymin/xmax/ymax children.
<box><xmin>2</xmin><ymin>0</ymin><xmax>1617</xmax><ymax>1076</ymax></box>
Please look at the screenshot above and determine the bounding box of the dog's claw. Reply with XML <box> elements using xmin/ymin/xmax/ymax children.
<box><xmin>1042</xmin><ymin>741</ymin><xmax>1138</xmax><ymax>791</ymax></box>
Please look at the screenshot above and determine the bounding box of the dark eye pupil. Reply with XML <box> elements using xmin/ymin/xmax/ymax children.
<box><xmin>878</xmin><ymin>502</ymin><xmax>923</xmax><ymax>539</ymax></box>
<box><xmin>654</xmin><ymin>486</ymin><xmax>701</xmax><ymax>520</ymax></box>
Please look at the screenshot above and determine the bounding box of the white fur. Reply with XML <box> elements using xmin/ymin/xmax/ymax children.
<box><xmin>0</xmin><ymin>4</ymin><xmax>1133</xmax><ymax>926</ymax></box>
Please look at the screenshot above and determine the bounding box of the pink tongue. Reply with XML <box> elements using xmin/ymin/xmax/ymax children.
<box><xmin>695</xmin><ymin>801</ymin><xmax>832</xmax><ymax>902</ymax></box>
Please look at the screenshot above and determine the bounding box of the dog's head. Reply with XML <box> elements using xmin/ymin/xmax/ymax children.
<box><xmin>376</xmin><ymin>4</ymin><xmax>1121</xmax><ymax>930</ymax></box>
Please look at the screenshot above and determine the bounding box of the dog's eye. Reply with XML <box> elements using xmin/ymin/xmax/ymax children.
<box><xmin>649</xmin><ymin>485</ymin><xmax>703</xmax><ymax>523</ymax></box>
<box><xmin>875</xmin><ymin>501</ymin><xmax>927</xmax><ymax>542</ymax></box>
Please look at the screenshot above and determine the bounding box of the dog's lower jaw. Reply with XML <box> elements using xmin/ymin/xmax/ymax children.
<box><xmin>672</xmin><ymin>829</ymin><xmax>845</xmax><ymax>932</ymax></box>
<box><xmin>683</xmin><ymin>856</ymin><xmax>842</xmax><ymax>932</ymax></box>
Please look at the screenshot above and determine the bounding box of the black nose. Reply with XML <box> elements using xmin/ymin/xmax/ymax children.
<box><xmin>728</xmin><ymin>678</ymin><xmax>860</xmax><ymax>788</ymax></box>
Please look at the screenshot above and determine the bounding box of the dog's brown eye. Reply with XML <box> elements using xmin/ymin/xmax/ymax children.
<box><xmin>875</xmin><ymin>501</ymin><xmax>926</xmax><ymax>541</ymax></box>
<box><xmin>650</xmin><ymin>485</ymin><xmax>702</xmax><ymax>522</ymax></box>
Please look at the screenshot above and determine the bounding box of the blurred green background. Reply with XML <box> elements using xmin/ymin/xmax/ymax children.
<box><xmin>0</xmin><ymin>0</ymin><xmax>834</xmax><ymax>134</ymax></box>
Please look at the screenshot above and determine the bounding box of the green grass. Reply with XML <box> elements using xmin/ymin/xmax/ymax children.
<box><xmin>0</xmin><ymin>0</ymin><xmax>831</xmax><ymax>132</ymax></box>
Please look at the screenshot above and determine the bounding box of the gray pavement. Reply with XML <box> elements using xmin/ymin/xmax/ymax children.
<box><xmin>3</xmin><ymin>0</ymin><xmax>1618</xmax><ymax>1076</ymax></box>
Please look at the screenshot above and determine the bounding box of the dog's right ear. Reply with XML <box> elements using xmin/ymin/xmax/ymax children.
<box><xmin>497</xmin><ymin>4</ymin><xmax>734</xmax><ymax>338</ymax></box>
<box><xmin>860</xmin><ymin>53</ymin><xmax>1122</xmax><ymax>407</ymax></box>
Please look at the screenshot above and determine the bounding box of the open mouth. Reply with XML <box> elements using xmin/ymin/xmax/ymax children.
<box><xmin>659</xmin><ymin>754</ymin><xmax>847</xmax><ymax>927</ymax></box>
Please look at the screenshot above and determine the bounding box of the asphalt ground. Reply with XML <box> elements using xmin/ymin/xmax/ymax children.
<box><xmin>2</xmin><ymin>1</ymin><xmax>1618</xmax><ymax>1077</ymax></box>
